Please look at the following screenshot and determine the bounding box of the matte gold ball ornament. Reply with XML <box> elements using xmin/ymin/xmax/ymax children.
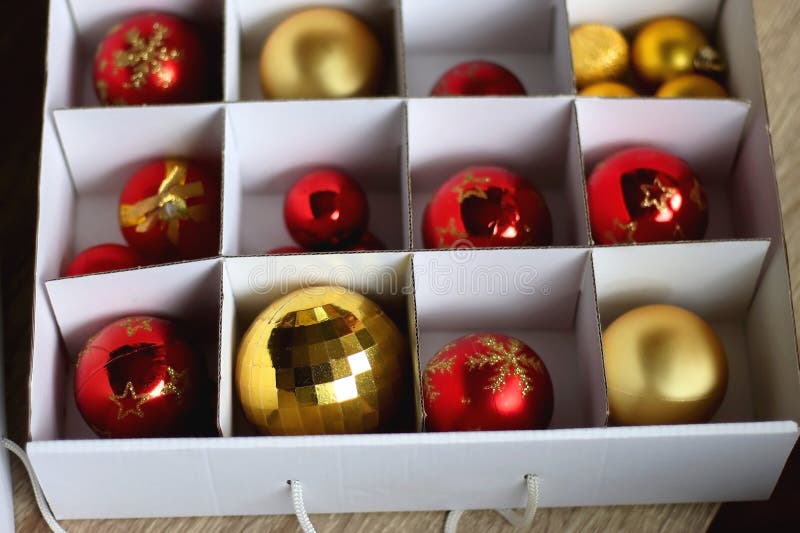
<box><xmin>632</xmin><ymin>17</ymin><xmax>725</xmax><ymax>86</ymax></box>
<box><xmin>603</xmin><ymin>305</ymin><xmax>728</xmax><ymax>426</ymax></box>
<box><xmin>579</xmin><ymin>81</ymin><xmax>638</xmax><ymax>98</ymax></box>
<box><xmin>570</xmin><ymin>24</ymin><xmax>630</xmax><ymax>89</ymax></box>
<box><xmin>259</xmin><ymin>7</ymin><xmax>384</xmax><ymax>99</ymax></box>
<box><xmin>656</xmin><ymin>74</ymin><xmax>728</xmax><ymax>98</ymax></box>
<box><xmin>235</xmin><ymin>286</ymin><xmax>406</xmax><ymax>435</ymax></box>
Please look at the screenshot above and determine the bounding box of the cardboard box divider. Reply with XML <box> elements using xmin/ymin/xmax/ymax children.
<box><xmin>22</xmin><ymin>0</ymin><xmax>800</xmax><ymax>520</ymax></box>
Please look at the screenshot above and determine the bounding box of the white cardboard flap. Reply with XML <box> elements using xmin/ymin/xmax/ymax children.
<box><xmin>225</xmin><ymin>99</ymin><xmax>407</xmax><ymax>254</ymax></box>
<box><xmin>413</xmin><ymin>248</ymin><xmax>605</xmax><ymax>429</ymax></box>
<box><xmin>407</xmin><ymin>97</ymin><xmax>586</xmax><ymax>247</ymax></box>
<box><xmin>233</xmin><ymin>0</ymin><xmax>400</xmax><ymax>100</ymax></box>
<box><xmin>403</xmin><ymin>0</ymin><xmax>572</xmax><ymax>96</ymax></box>
<box><xmin>28</xmin><ymin>422</ymin><xmax>798</xmax><ymax>519</ymax></box>
<box><xmin>565</xmin><ymin>0</ymin><xmax>721</xmax><ymax>34</ymax></box>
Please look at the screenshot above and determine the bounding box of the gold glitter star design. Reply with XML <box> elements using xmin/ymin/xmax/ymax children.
<box><xmin>465</xmin><ymin>336</ymin><xmax>544</xmax><ymax>396</ymax></box>
<box><xmin>604</xmin><ymin>219</ymin><xmax>638</xmax><ymax>244</ymax></box>
<box><xmin>450</xmin><ymin>172</ymin><xmax>492</xmax><ymax>203</ymax></box>
<box><xmin>76</xmin><ymin>333</ymin><xmax>98</xmax><ymax>365</ymax></box>
<box><xmin>116</xmin><ymin>317</ymin><xmax>153</xmax><ymax>337</ymax></box>
<box><xmin>640</xmin><ymin>177</ymin><xmax>677</xmax><ymax>216</ymax></box>
<box><xmin>113</xmin><ymin>23</ymin><xmax>181</xmax><ymax>89</ymax></box>
<box><xmin>436</xmin><ymin>218</ymin><xmax>468</xmax><ymax>247</ymax></box>
<box><xmin>109</xmin><ymin>381</ymin><xmax>150</xmax><ymax>420</ymax></box>
<box><xmin>689</xmin><ymin>179</ymin><xmax>706</xmax><ymax>211</ymax></box>
<box><xmin>161</xmin><ymin>366</ymin><xmax>189</xmax><ymax>403</ymax></box>
<box><xmin>424</xmin><ymin>353</ymin><xmax>456</xmax><ymax>403</ymax></box>
<box><xmin>96</xmin><ymin>79</ymin><xmax>109</xmax><ymax>103</ymax></box>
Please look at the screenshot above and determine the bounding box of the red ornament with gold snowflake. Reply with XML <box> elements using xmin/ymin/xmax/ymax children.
<box><xmin>423</xmin><ymin>333</ymin><xmax>554</xmax><ymax>432</ymax></box>
<box><xmin>93</xmin><ymin>12</ymin><xmax>207</xmax><ymax>106</ymax></box>
<box><xmin>422</xmin><ymin>166</ymin><xmax>553</xmax><ymax>249</ymax></box>
<box><xmin>587</xmin><ymin>147</ymin><xmax>709</xmax><ymax>244</ymax></box>
<box><xmin>431</xmin><ymin>61</ymin><xmax>526</xmax><ymax>96</ymax></box>
<box><xmin>74</xmin><ymin>315</ymin><xmax>207</xmax><ymax>438</ymax></box>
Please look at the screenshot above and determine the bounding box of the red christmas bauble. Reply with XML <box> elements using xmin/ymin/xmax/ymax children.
<box><xmin>423</xmin><ymin>166</ymin><xmax>552</xmax><ymax>249</ymax></box>
<box><xmin>267</xmin><ymin>246</ymin><xmax>305</xmax><ymax>254</ymax></box>
<box><xmin>65</xmin><ymin>243</ymin><xmax>143</xmax><ymax>277</ymax></box>
<box><xmin>431</xmin><ymin>61</ymin><xmax>526</xmax><ymax>96</ymax></box>
<box><xmin>74</xmin><ymin>316</ymin><xmax>204</xmax><ymax>438</ymax></box>
<box><xmin>284</xmin><ymin>169</ymin><xmax>369</xmax><ymax>250</ymax></box>
<box><xmin>347</xmin><ymin>232</ymin><xmax>386</xmax><ymax>251</ymax></box>
<box><xmin>119</xmin><ymin>159</ymin><xmax>220</xmax><ymax>261</ymax></box>
<box><xmin>423</xmin><ymin>333</ymin><xmax>553</xmax><ymax>432</ymax></box>
<box><xmin>93</xmin><ymin>13</ymin><xmax>206</xmax><ymax>106</ymax></box>
<box><xmin>587</xmin><ymin>147</ymin><xmax>708</xmax><ymax>244</ymax></box>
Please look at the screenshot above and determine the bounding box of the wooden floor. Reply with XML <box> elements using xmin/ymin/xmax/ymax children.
<box><xmin>3</xmin><ymin>0</ymin><xmax>800</xmax><ymax>531</ymax></box>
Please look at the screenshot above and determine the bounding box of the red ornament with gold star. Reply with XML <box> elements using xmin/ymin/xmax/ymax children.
<box><xmin>93</xmin><ymin>12</ymin><xmax>207</xmax><ymax>106</ymax></box>
<box><xmin>119</xmin><ymin>159</ymin><xmax>220</xmax><ymax>261</ymax></box>
<box><xmin>423</xmin><ymin>333</ymin><xmax>554</xmax><ymax>432</ymax></box>
<box><xmin>587</xmin><ymin>147</ymin><xmax>708</xmax><ymax>245</ymax></box>
<box><xmin>431</xmin><ymin>61</ymin><xmax>526</xmax><ymax>96</ymax></box>
<box><xmin>74</xmin><ymin>316</ymin><xmax>204</xmax><ymax>438</ymax></box>
<box><xmin>423</xmin><ymin>166</ymin><xmax>552</xmax><ymax>249</ymax></box>
<box><xmin>284</xmin><ymin>169</ymin><xmax>369</xmax><ymax>250</ymax></box>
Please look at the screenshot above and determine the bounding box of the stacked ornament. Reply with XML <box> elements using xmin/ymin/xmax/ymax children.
<box><xmin>65</xmin><ymin>159</ymin><xmax>221</xmax><ymax>276</ymax></box>
<box><xmin>268</xmin><ymin>169</ymin><xmax>386</xmax><ymax>253</ymax></box>
<box><xmin>571</xmin><ymin>17</ymin><xmax>727</xmax><ymax>98</ymax></box>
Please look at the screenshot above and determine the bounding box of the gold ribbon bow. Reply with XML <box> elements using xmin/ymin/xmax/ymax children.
<box><xmin>119</xmin><ymin>159</ymin><xmax>208</xmax><ymax>246</ymax></box>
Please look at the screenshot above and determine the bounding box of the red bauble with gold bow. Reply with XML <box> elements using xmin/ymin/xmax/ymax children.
<box><xmin>587</xmin><ymin>147</ymin><xmax>708</xmax><ymax>245</ymax></box>
<box><xmin>119</xmin><ymin>159</ymin><xmax>220</xmax><ymax>261</ymax></box>
<box><xmin>284</xmin><ymin>169</ymin><xmax>369</xmax><ymax>250</ymax></box>
<box><xmin>65</xmin><ymin>243</ymin><xmax>144</xmax><ymax>277</ymax></box>
<box><xmin>431</xmin><ymin>61</ymin><xmax>526</xmax><ymax>96</ymax></box>
<box><xmin>74</xmin><ymin>316</ymin><xmax>205</xmax><ymax>438</ymax></box>
<box><xmin>423</xmin><ymin>166</ymin><xmax>552</xmax><ymax>249</ymax></box>
<box><xmin>423</xmin><ymin>333</ymin><xmax>554</xmax><ymax>432</ymax></box>
<box><xmin>93</xmin><ymin>13</ymin><xmax>206</xmax><ymax>106</ymax></box>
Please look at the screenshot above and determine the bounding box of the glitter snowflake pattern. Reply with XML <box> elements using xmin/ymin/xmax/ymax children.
<box><xmin>465</xmin><ymin>336</ymin><xmax>543</xmax><ymax>396</ymax></box>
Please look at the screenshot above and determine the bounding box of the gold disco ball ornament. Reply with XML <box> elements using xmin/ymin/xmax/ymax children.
<box><xmin>235</xmin><ymin>286</ymin><xmax>406</xmax><ymax>435</ymax></box>
<box><xmin>603</xmin><ymin>304</ymin><xmax>728</xmax><ymax>426</ymax></box>
<box><xmin>259</xmin><ymin>7</ymin><xmax>384</xmax><ymax>99</ymax></box>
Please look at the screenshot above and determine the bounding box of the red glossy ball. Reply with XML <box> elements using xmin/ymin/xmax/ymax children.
<box><xmin>267</xmin><ymin>246</ymin><xmax>306</xmax><ymax>254</ymax></box>
<box><xmin>423</xmin><ymin>166</ymin><xmax>552</xmax><ymax>249</ymax></box>
<box><xmin>93</xmin><ymin>13</ymin><xmax>206</xmax><ymax>106</ymax></box>
<box><xmin>587</xmin><ymin>147</ymin><xmax>709</xmax><ymax>244</ymax></box>
<box><xmin>347</xmin><ymin>232</ymin><xmax>386</xmax><ymax>251</ymax></box>
<box><xmin>65</xmin><ymin>244</ymin><xmax>143</xmax><ymax>277</ymax></box>
<box><xmin>423</xmin><ymin>333</ymin><xmax>553</xmax><ymax>432</ymax></box>
<box><xmin>284</xmin><ymin>170</ymin><xmax>369</xmax><ymax>250</ymax></box>
<box><xmin>74</xmin><ymin>316</ymin><xmax>204</xmax><ymax>438</ymax></box>
<box><xmin>431</xmin><ymin>61</ymin><xmax>526</xmax><ymax>96</ymax></box>
<box><xmin>119</xmin><ymin>159</ymin><xmax>220</xmax><ymax>261</ymax></box>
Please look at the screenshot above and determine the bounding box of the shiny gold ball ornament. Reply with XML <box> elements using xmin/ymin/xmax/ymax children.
<box><xmin>603</xmin><ymin>304</ymin><xmax>728</xmax><ymax>426</ymax></box>
<box><xmin>570</xmin><ymin>24</ymin><xmax>629</xmax><ymax>89</ymax></box>
<box><xmin>579</xmin><ymin>81</ymin><xmax>638</xmax><ymax>97</ymax></box>
<box><xmin>632</xmin><ymin>17</ymin><xmax>725</xmax><ymax>86</ymax></box>
<box><xmin>259</xmin><ymin>7</ymin><xmax>384</xmax><ymax>99</ymax></box>
<box><xmin>235</xmin><ymin>286</ymin><xmax>406</xmax><ymax>435</ymax></box>
<box><xmin>656</xmin><ymin>74</ymin><xmax>728</xmax><ymax>98</ymax></box>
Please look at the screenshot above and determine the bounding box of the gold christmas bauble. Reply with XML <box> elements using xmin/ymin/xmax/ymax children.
<box><xmin>570</xmin><ymin>24</ymin><xmax>629</xmax><ymax>89</ymax></box>
<box><xmin>259</xmin><ymin>7</ymin><xmax>383</xmax><ymax>99</ymax></box>
<box><xmin>235</xmin><ymin>286</ymin><xmax>406</xmax><ymax>435</ymax></box>
<box><xmin>603</xmin><ymin>304</ymin><xmax>728</xmax><ymax>426</ymax></box>
<box><xmin>656</xmin><ymin>74</ymin><xmax>728</xmax><ymax>98</ymax></box>
<box><xmin>632</xmin><ymin>17</ymin><xmax>723</xmax><ymax>85</ymax></box>
<box><xmin>579</xmin><ymin>81</ymin><xmax>637</xmax><ymax>97</ymax></box>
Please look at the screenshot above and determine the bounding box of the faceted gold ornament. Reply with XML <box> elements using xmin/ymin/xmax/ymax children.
<box><xmin>570</xmin><ymin>24</ymin><xmax>629</xmax><ymax>89</ymax></box>
<box><xmin>235</xmin><ymin>286</ymin><xmax>406</xmax><ymax>435</ymax></box>
<box><xmin>259</xmin><ymin>7</ymin><xmax>384</xmax><ymax>99</ymax></box>
<box><xmin>656</xmin><ymin>74</ymin><xmax>728</xmax><ymax>98</ymax></box>
<box><xmin>632</xmin><ymin>17</ymin><xmax>724</xmax><ymax>85</ymax></box>
<box><xmin>603</xmin><ymin>304</ymin><xmax>728</xmax><ymax>426</ymax></box>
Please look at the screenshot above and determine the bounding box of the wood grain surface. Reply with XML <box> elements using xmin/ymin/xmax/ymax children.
<box><xmin>3</xmin><ymin>0</ymin><xmax>799</xmax><ymax>531</ymax></box>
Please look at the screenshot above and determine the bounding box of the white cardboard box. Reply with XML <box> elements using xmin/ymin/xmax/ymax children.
<box><xmin>23</xmin><ymin>0</ymin><xmax>800</xmax><ymax>521</ymax></box>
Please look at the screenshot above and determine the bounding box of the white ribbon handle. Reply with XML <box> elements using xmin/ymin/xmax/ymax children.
<box><xmin>1</xmin><ymin>437</ymin><xmax>66</xmax><ymax>533</ymax></box>
<box><xmin>445</xmin><ymin>474</ymin><xmax>540</xmax><ymax>533</ymax></box>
